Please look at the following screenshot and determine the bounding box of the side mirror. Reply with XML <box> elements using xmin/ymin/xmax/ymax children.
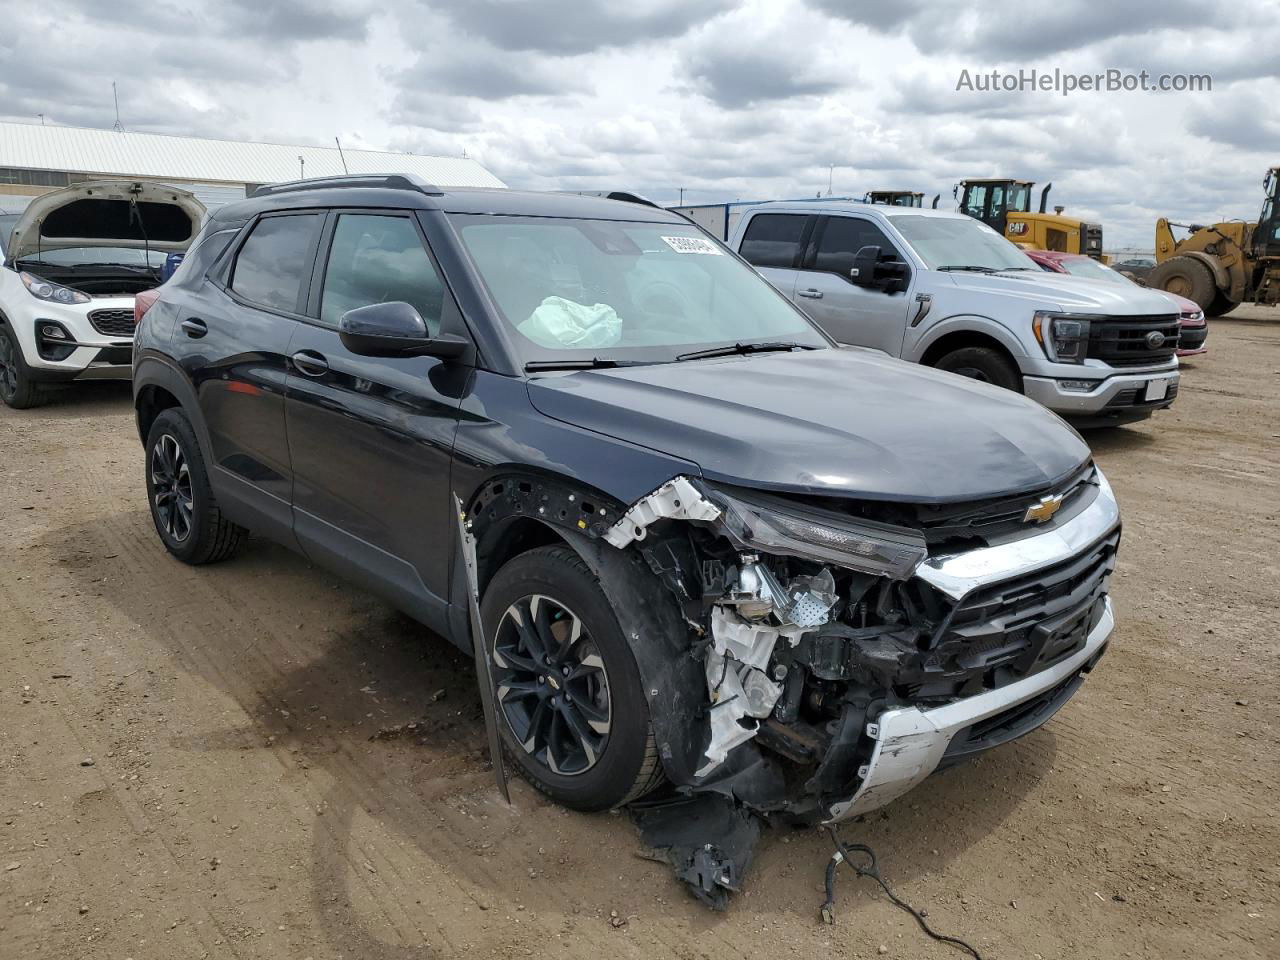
<box><xmin>338</xmin><ymin>301</ymin><xmax>467</xmax><ymax>359</ymax></box>
<box><xmin>850</xmin><ymin>245</ymin><xmax>910</xmax><ymax>293</ymax></box>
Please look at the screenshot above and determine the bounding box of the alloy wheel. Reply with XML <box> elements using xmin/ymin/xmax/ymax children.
<box><xmin>151</xmin><ymin>434</ymin><xmax>194</xmax><ymax>542</ymax></box>
<box><xmin>492</xmin><ymin>594</ymin><xmax>612</xmax><ymax>775</ymax></box>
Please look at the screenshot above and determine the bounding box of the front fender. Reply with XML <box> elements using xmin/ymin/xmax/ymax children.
<box><xmin>905</xmin><ymin>313</ymin><xmax>1032</xmax><ymax>363</ymax></box>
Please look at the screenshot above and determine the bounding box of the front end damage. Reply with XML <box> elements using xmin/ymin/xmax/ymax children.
<box><xmin>474</xmin><ymin>465</ymin><xmax>1120</xmax><ymax>908</ymax></box>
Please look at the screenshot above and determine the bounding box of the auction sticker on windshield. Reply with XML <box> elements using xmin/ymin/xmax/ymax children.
<box><xmin>662</xmin><ymin>236</ymin><xmax>722</xmax><ymax>255</ymax></box>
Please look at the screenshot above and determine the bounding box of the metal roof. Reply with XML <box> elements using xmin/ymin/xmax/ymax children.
<box><xmin>0</xmin><ymin>121</ymin><xmax>505</xmax><ymax>189</ymax></box>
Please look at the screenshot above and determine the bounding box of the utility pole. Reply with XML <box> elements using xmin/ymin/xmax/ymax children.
<box><xmin>299</xmin><ymin>156</ymin><xmax>305</xmax><ymax>179</ymax></box>
<box><xmin>679</xmin><ymin>187</ymin><xmax>685</xmax><ymax>205</ymax></box>
<box><xmin>36</xmin><ymin>114</ymin><xmax>45</xmax><ymax>126</ymax></box>
<box><xmin>827</xmin><ymin>164</ymin><xmax>834</xmax><ymax>197</ymax></box>
<box><xmin>112</xmin><ymin>82</ymin><xmax>123</xmax><ymax>132</ymax></box>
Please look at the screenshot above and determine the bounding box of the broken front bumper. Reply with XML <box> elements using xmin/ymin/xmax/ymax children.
<box><xmin>825</xmin><ymin>597</ymin><xmax>1112</xmax><ymax>822</ymax></box>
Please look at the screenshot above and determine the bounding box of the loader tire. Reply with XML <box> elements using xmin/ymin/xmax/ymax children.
<box><xmin>1148</xmin><ymin>257</ymin><xmax>1217</xmax><ymax>313</ymax></box>
<box><xmin>1206</xmin><ymin>291</ymin><xmax>1239</xmax><ymax>317</ymax></box>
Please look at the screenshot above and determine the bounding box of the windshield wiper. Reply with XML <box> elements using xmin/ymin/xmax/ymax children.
<box><xmin>937</xmin><ymin>265</ymin><xmax>999</xmax><ymax>273</ymax></box>
<box><xmin>523</xmin><ymin>357</ymin><xmax>655</xmax><ymax>372</ymax></box>
<box><xmin>675</xmin><ymin>341</ymin><xmax>818</xmax><ymax>362</ymax></box>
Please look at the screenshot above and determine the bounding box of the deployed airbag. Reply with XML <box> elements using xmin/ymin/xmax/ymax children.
<box><xmin>518</xmin><ymin>296</ymin><xmax>622</xmax><ymax>348</ymax></box>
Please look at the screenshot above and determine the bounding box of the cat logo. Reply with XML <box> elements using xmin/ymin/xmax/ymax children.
<box><xmin>1024</xmin><ymin>494</ymin><xmax>1065</xmax><ymax>524</ymax></box>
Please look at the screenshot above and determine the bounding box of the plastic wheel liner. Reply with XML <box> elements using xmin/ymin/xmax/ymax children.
<box><xmin>462</xmin><ymin>470</ymin><xmax>1120</xmax><ymax>909</ymax></box>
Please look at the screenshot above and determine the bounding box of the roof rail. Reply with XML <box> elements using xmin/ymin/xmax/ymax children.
<box><xmin>250</xmin><ymin>173</ymin><xmax>444</xmax><ymax>198</ymax></box>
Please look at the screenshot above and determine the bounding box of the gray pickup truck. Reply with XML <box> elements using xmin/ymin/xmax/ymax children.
<box><xmin>725</xmin><ymin>201</ymin><xmax>1181</xmax><ymax>425</ymax></box>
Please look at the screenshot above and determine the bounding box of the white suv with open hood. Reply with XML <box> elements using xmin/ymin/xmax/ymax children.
<box><xmin>0</xmin><ymin>180</ymin><xmax>205</xmax><ymax>408</ymax></box>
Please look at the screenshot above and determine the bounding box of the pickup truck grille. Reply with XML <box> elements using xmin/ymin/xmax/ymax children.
<box><xmin>88</xmin><ymin>308</ymin><xmax>136</xmax><ymax>337</ymax></box>
<box><xmin>933</xmin><ymin>531</ymin><xmax>1118</xmax><ymax>682</ymax></box>
<box><xmin>1087</xmin><ymin>315</ymin><xmax>1180</xmax><ymax>367</ymax></box>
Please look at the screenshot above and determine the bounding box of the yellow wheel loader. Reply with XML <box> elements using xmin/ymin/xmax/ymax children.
<box><xmin>864</xmin><ymin>191</ymin><xmax>940</xmax><ymax>208</ymax></box>
<box><xmin>1149</xmin><ymin>167</ymin><xmax>1280</xmax><ymax>316</ymax></box>
<box><xmin>956</xmin><ymin>178</ymin><xmax>1104</xmax><ymax>259</ymax></box>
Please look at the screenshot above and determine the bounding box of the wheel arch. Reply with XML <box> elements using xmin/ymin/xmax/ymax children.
<box><xmin>917</xmin><ymin>324</ymin><xmax>1023</xmax><ymax>371</ymax></box>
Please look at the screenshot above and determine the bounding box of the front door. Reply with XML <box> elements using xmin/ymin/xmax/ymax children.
<box><xmin>284</xmin><ymin>211</ymin><xmax>467</xmax><ymax>632</ymax></box>
<box><xmin>791</xmin><ymin>215</ymin><xmax>912</xmax><ymax>356</ymax></box>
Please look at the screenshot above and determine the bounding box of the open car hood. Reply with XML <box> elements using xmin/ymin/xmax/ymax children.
<box><xmin>7</xmin><ymin>180</ymin><xmax>206</xmax><ymax>262</ymax></box>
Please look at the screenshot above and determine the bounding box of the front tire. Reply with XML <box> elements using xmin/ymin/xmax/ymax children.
<box><xmin>480</xmin><ymin>545</ymin><xmax>662</xmax><ymax>811</ymax></box>
<box><xmin>1149</xmin><ymin>256</ymin><xmax>1217</xmax><ymax>312</ymax></box>
<box><xmin>0</xmin><ymin>324</ymin><xmax>47</xmax><ymax>410</ymax></box>
<box><xmin>145</xmin><ymin>408</ymin><xmax>246</xmax><ymax>564</ymax></box>
<box><xmin>934</xmin><ymin>346</ymin><xmax>1022</xmax><ymax>392</ymax></box>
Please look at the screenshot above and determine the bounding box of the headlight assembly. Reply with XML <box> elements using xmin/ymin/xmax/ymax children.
<box><xmin>707</xmin><ymin>485</ymin><xmax>927</xmax><ymax>579</ymax></box>
<box><xmin>1033</xmin><ymin>311</ymin><xmax>1093</xmax><ymax>364</ymax></box>
<box><xmin>20</xmin><ymin>271</ymin><xmax>91</xmax><ymax>305</ymax></box>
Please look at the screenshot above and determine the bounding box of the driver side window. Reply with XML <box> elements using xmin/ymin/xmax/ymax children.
<box><xmin>810</xmin><ymin>216</ymin><xmax>896</xmax><ymax>278</ymax></box>
<box><xmin>319</xmin><ymin>214</ymin><xmax>444</xmax><ymax>333</ymax></box>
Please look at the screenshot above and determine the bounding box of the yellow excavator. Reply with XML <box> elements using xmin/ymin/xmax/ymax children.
<box><xmin>955</xmin><ymin>178</ymin><xmax>1104</xmax><ymax>259</ymax></box>
<box><xmin>1148</xmin><ymin>166</ymin><xmax>1280</xmax><ymax>316</ymax></box>
<box><xmin>864</xmin><ymin>191</ymin><xmax>940</xmax><ymax>208</ymax></box>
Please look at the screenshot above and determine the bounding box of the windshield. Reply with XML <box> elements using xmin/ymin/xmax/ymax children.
<box><xmin>15</xmin><ymin>246</ymin><xmax>168</xmax><ymax>268</ymax></box>
<box><xmin>1060</xmin><ymin>257</ymin><xmax>1127</xmax><ymax>284</ymax></box>
<box><xmin>891</xmin><ymin>215</ymin><xmax>1035</xmax><ymax>271</ymax></box>
<box><xmin>450</xmin><ymin>215</ymin><xmax>828</xmax><ymax>364</ymax></box>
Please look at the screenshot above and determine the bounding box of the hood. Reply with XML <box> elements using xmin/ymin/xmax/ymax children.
<box><xmin>7</xmin><ymin>180</ymin><xmax>206</xmax><ymax>262</ymax></box>
<box><xmin>941</xmin><ymin>269</ymin><xmax>1181</xmax><ymax>315</ymax></box>
<box><xmin>527</xmin><ymin>348</ymin><xmax>1090</xmax><ymax>503</ymax></box>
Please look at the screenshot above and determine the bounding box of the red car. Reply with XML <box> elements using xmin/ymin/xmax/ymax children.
<box><xmin>1024</xmin><ymin>249</ymin><xmax>1207</xmax><ymax>356</ymax></box>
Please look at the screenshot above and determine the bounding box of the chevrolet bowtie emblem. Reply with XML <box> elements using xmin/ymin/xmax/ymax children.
<box><xmin>1024</xmin><ymin>494</ymin><xmax>1065</xmax><ymax>524</ymax></box>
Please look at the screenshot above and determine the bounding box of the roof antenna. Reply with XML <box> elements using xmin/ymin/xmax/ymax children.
<box><xmin>112</xmin><ymin>81</ymin><xmax>124</xmax><ymax>132</ymax></box>
<box><xmin>334</xmin><ymin>136</ymin><xmax>349</xmax><ymax>174</ymax></box>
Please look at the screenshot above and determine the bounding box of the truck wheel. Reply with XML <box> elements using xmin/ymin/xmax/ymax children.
<box><xmin>0</xmin><ymin>324</ymin><xmax>47</xmax><ymax>410</ymax></box>
<box><xmin>480</xmin><ymin>545</ymin><xmax>663</xmax><ymax>811</ymax></box>
<box><xmin>145</xmin><ymin>408</ymin><xmax>246</xmax><ymax>564</ymax></box>
<box><xmin>1149</xmin><ymin>257</ymin><xmax>1216</xmax><ymax>312</ymax></box>
<box><xmin>934</xmin><ymin>346</ymin><xmax>1022</xmax><ymax>392</ymax></box>
<box><xmin>1206</xmin><ymin>291</ymin><xmax>1239</xmax><ymax>317</ymax></box>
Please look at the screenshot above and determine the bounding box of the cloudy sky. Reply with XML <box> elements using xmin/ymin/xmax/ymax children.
<box><xmin>2</xmin><ymin>0</ymin><xmax>1276</xmax><ymax>247</ymax></box>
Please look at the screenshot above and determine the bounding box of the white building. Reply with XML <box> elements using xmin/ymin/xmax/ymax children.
<box><xmin>0</xmin><ymin>121</ymin><xmax>504</xmax><ymax>212</ymax></box>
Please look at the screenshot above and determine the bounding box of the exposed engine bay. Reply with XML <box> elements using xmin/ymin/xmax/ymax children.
<box><xmin>465</xmin><ymin>466</ymin><xmax>1119</xmax><ymax>909</ymax></box>
<box><xmin>14</xmin><ymin>258</ymin><xmax>162</xmax><ymax>297</ymax></box>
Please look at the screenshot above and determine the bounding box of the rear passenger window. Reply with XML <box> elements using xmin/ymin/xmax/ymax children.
<box><xmin>319</xmin><ymin>214</ymin><xmax>445</xmax><ymax>333</ymax></box>
<box><xmin>812</xmin><ymin>217</ymin><xmax>895</xmax><ymax>277</ymax></box>
<box><xmin>230</xmin><ymin>214</ymin><xmax>321</xmax><ymax>312</ymax></box>
<box><xmin>739</xmin><ymin>214</ymin><xmax>807</xmax><ymax>268</ymax></box>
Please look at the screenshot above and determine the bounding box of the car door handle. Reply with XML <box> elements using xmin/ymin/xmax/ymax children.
<box><xmin>290</xmin><ymin>350</ymin><xmax>329</xmax><ymax>377</ymax></box>
<box><xmin>180</xmin><ymin>318</ymin><xmax>208</xmax><ymax>338</ymax></box>
<box><xmin>797</xmin><ymin>288</ymin><xmax>823</xmax><ymax>299</ymax></box>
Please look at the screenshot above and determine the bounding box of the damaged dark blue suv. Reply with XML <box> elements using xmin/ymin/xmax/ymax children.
<box><xmin>133</xmin><ymin>175</ymin><xmax>1119</xmax><ymax>907</ymax></box>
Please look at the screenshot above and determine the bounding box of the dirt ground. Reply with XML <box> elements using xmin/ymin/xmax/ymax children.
<box><xmin>2</xmin><ymin>310</ymin><xmax>1277</xmax><ymax>960</ymax></box>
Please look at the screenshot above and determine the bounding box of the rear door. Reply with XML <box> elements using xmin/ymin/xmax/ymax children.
<box><xmin>179</xmin><ymin>210</ymin><xmax>323</xmax><ymax>543</ymax></box>
<box><xmin>283</xmin><ymin>210</ymin><xmax>466</xmax><ymax>632</ymax></box>
<box><xmin>735</xmin><ymin>212</ymin><xmax>811</xmax><ymax>301</ymax></box>
<box><xmin>791</xmin><ymin>214</ymin><xmax>913</xmax><ymax>356</ymax></box>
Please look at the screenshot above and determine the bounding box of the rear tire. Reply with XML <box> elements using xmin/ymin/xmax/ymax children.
<box><xmin>934</xmin><ymin>346</ymin><xmax>1022</xmax><ymax>392</ymax></box>
<box><xmin>480</xmin><ymin>545</ymin><xmax>663</xmax><ymax>811</ymax></box>
<box><xmin>1206</xmin><ymin>291</ymin><xmax>1239</xmax><ymax>317</ymax></box>
<box><xmin>145</xmin><ymin>408</ymin><xmax>246</xmax><ymax>564</ymax></box>
<box><xmin>0</xmin><ymin>324</ymin><xmax>47</xmax><ymax>410</ymax></box>
<box><xmin>1148</xmin><ymin>256</ymin><xmax>1217</xmax><ymax>312</ymax></box>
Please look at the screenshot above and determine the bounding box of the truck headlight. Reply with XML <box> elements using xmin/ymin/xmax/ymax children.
<box><xmin>1033</xmin><ymin>311</ymin><xmax>1092</xmax><ymax>364</ymax></box>
<box><xmin>707</xmin><ymin>486</ymin><xmax>927</xmax><ymax>579</ymax></box>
